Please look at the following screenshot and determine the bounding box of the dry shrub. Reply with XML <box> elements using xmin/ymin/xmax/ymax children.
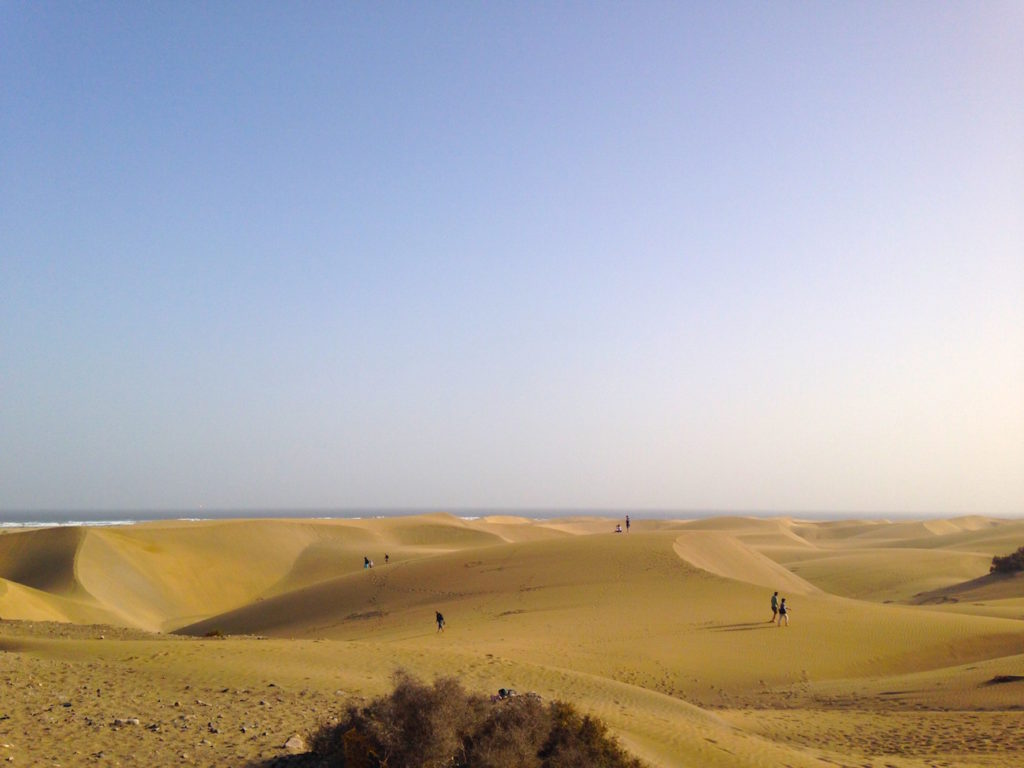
<box><xmin>990</xmin><ymin>546</ymin><xmax>1024</xmax><ymax>574</ymax></box>
<box><xmin>309</xmin><ymin>671</ymin><xmax>647</xmax><ymax>768</ymax></box>
<box><xmin>465</xmin><ymin>693</ymin><xmax>548</xmax><ymax>767</ymax></box>
<box><xmin>539</xmin><ymin>701</ymin><xmax>645</xmax><ymax>768</ymax></box>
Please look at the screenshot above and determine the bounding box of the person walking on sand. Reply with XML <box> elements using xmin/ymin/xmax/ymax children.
<box><xmin>777</xmin><ymin>598</ymin><xmax>789</xmax><ymax>627</ymax></box>
<box><xmin>436</xmin><ymin>611</ymin><xmax>445</xmax><ymax>633</ymax></box>
<box><xmin>384</xmin><ymin>553</ymin><xmax>389</xmax><ymax>564</ymax></box>
<box><xmin>364</xmin><ymin>556</ymin><xmax>370</xmax><ymax>569</ymax></box>
<box><xmin>770</xmin><ymin>591</ymin><xmax>779</xmax><ymax>622</ymax></box>
<box><xmin>625</xmin><ymin>514</ymin><xmax>631</xmax><ymax>533</ymax></box>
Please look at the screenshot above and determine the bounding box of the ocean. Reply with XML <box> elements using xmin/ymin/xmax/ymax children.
<box><xmin>0</xmin><ymin>508</ymin><xmax>665</xmax><ymax>528</ymax></box>
<box><xmin>0</xmin><ymin>507</ymin><xmax>925</xmax><ymax>528</ymax></box>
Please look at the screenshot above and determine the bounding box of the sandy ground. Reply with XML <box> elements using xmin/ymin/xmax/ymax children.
<box><xmin>1</xmin><ymin>513</ymin><xmax>1023</xmax><ymax>767</ymax></box>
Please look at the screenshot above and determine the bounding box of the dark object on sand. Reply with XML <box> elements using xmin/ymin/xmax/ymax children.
<box><xmin>985</xmin><ymin>675</ymin><xmax>1024</xmax><ymax>685</ymax></box>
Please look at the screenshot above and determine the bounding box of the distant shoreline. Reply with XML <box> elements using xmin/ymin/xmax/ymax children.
<box><xmin>1</xmin><ymin>508</ymin><xmax>1016</xmax><ymax>528</ymax></box>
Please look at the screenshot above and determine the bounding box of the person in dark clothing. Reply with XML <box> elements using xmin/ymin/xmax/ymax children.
<box><xmin>770</xmin><ymin>591</ymin><xmax>779</xmax><ymax>622</ymax></box>
<box><xmin>777</xmin><ymin>598</ymin><xmax>789</xmax><ymax>627</ymax></box>
<box><xmin>436</xmin><ymin>611</ymin><xmax>445</xmax><ymax>632</ymax></box>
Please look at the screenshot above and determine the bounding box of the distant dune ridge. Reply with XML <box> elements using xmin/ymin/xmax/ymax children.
<box><xmin>1</xmin><ymin>513</ymin><xmax>1023</xmax><ymax>767</ymax></box>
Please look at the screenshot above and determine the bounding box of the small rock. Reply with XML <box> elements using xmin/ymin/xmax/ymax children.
<box><xmin>283</xmin><ymin>734</ymin><xmax>305</xmax><ymax>752</ymax></box>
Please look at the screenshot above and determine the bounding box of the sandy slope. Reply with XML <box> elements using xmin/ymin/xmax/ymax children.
<box><xmin>1</xmin><ymin>514</ymin><xmax>1023</xmax><ymax>767</ymax></box>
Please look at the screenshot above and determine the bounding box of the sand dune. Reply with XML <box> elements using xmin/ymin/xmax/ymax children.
<box><xmin>0</xmin><ymin>576</ymin><xmax>123</xmax><ymax>625</ymax></box>
<box><xmin>912</xmin><ymin>570</ymin><xmax>1024</xmax><ymax>604</ymax></box>
<box><xmin>766</xmin><ymin>547</ymin><xmax>995</xmax><ymax>602</ymax></box>
<box><xmin>0</xmin><ymin>525</ymin><xmax>90</xmax><ymax>597</ymax></box>
<box><xmin>1</xmin><ymin>513</ymin><xmax>1023</xmax><ymax>767</ymax></box>
<box><xmin>671</xmin><ymin>530</ymin><xmax>821</xmax><ymax>594</ymax></box>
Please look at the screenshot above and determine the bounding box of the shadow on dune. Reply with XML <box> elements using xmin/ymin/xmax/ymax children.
<box><xmin>911</xmin><ymin>570</ymin><xmax>1023</xmax><ymax>605</ymax></box>
<box><xmin>984</xmin><ymin>674</ymin><xmax>1024</xmax><ymax>685</ymax></box>
<box><xmin>706</xmin><ymin>621</ymin><xmax>776</xmax><ymax>632</ymax></box>
<box><xmin>248</xmin><ymin>754</ymin><xmax>324</xmax><ymax>767</ymax></box>
<box><xmin>0</xmin><ymin>526</ymin><xmax>88</xmax><ymax>595</ymax></box>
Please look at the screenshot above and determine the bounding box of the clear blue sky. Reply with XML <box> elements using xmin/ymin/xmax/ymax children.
<box><xmin>2</xmin><ymin>2</ymin><xmax>1022</xmax><ymax>515</ymax></box>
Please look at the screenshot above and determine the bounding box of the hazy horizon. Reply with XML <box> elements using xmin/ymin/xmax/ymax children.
<box><xmin>2</xmin><ymin>4</ymin><xmax>1022</xmax><ymax>516</ymax></box>
<box><xmin>1</xmin><ymin>507</ymin><xmax>1020</xmax><ymax>526</ymax></box>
